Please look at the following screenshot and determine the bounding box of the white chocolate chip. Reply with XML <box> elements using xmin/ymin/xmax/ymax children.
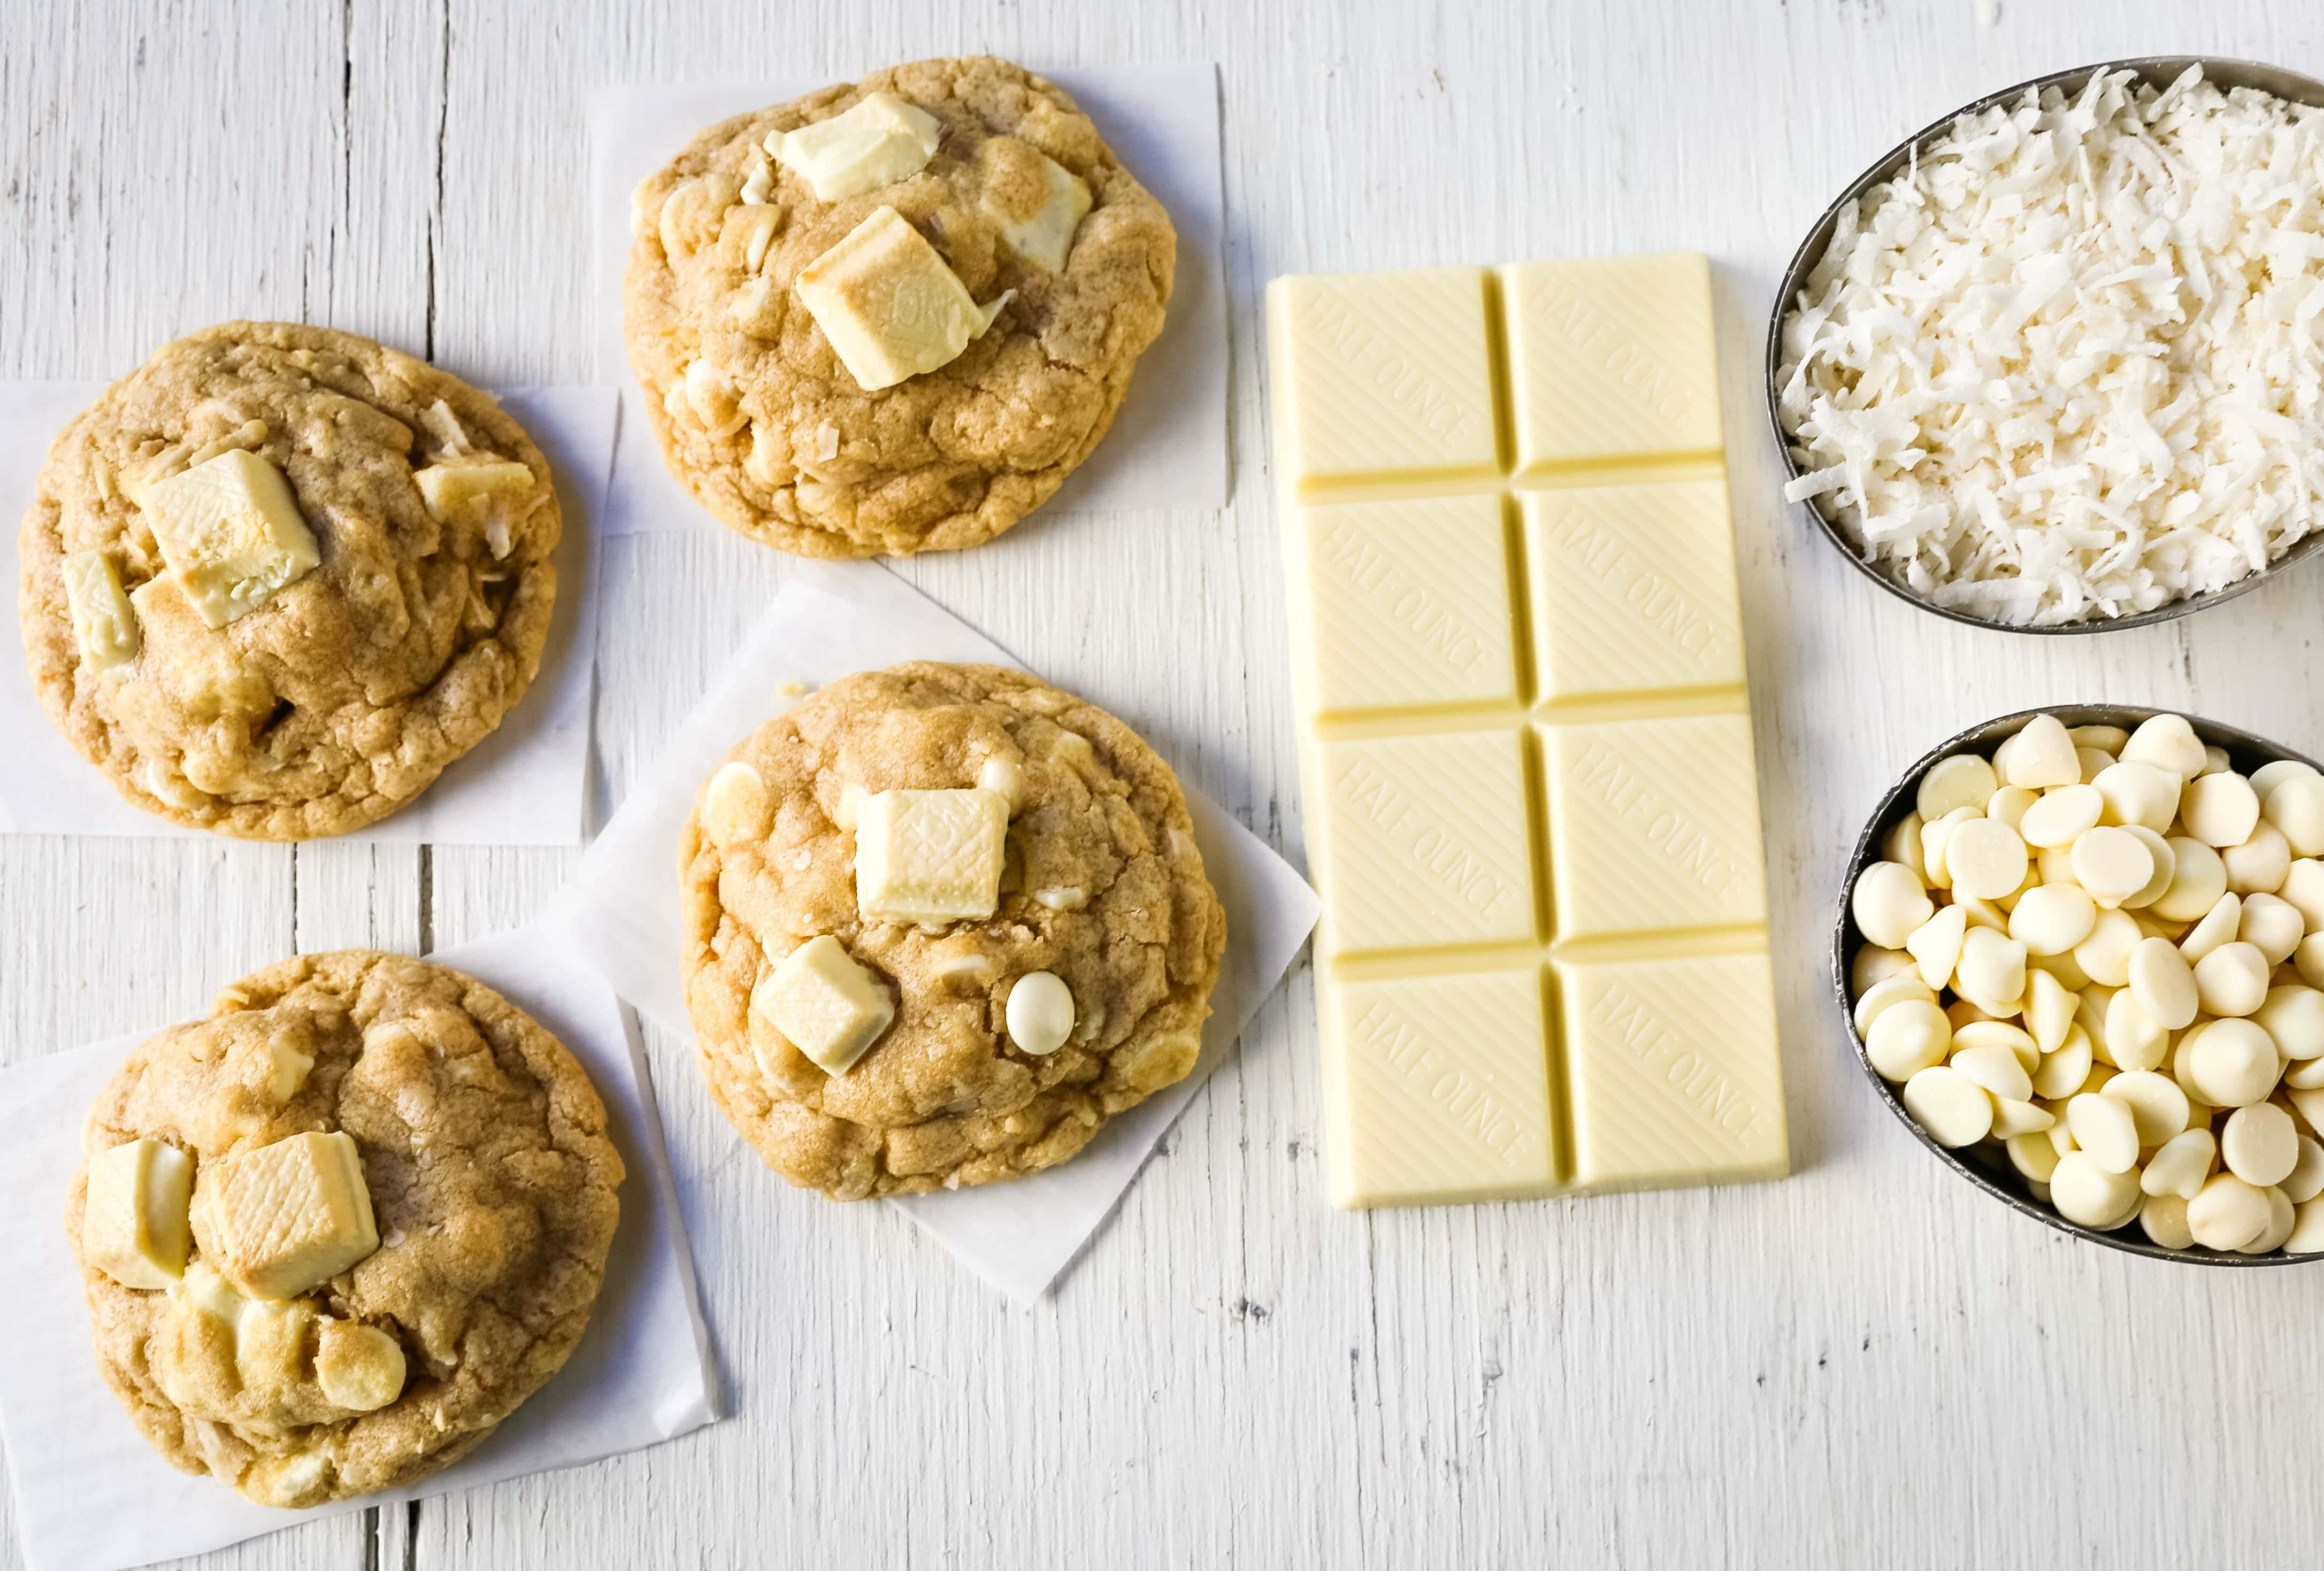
<box><xmin>1853</xmin><ymin>974</ymin><xmax>1936</xmax><ymax>1038</ymax></box>
<box><xmin>1953</xmin><ymin>926</ymin><xmax>2027</xmax><ymax>1014</ymax></box>
<box><xmin>2071</xmin><ymin>826</ymin><xmax>2154</xmax><ymax>906</ymax></box>
<box><xmin>1852</xmin><ymin>861</ymin><xmax>1934</xmax><ymax>950</ymax></box>
<box><xmin>2222</xmin><ymin>1102</ymin><xmax>2299</xmax><ymax>1187</ymax></box>
<box><xmin>2187</xmin><ymin>1171</ymin><xmax>2273</xmax><ymax>1250</ymax></box>
<box><xmin>2150</xmin><ymin>836</ymin><xmax>2229</xmax><ymax>921</ymax></box>
<box><xmin>2009</xmin><ymin>882</ymin><xmax>2095</xmax><ymax>956</ymax></box>
<box><xmin>2004</xmin><ymin>713</ymin><xmax>2081</xmax><ymax>789</ymax></box>
<box><xmin>2091</xmin><ymin>761</ymin><xmax>2181</xmax><ymax>834</ymax></box>
<box><xmin>2192</xmin><ymin>941</ymin><xmax>2269</xmax><ymax>1018</ymax></box>
<box><xmin>2030</xmin><ymin>1027</ymin><xmax>2094</xmax><ymax>1099</ymax></box>
<box><xmin>1905</xmin><ymin>904</ymin><xmax>1967</xmax><ymax>989</ymax></box>
<box><xmin>2184</xmin><ymin>1018</ymin><xmax>2281</xmax><ymax>1107</ymax></box>
<box><xmin>2051</xmin><ymin>1151</ymin><xmax>2141</xmax><ymax>1228</ymax></box>
<box><xmin>2008</xmin><ymin>1131</ymin><xmax>2062</xmax><ymax>1182</ymax></box>
<box><xmin>1003</xmin><ymin>971</ymin><xmax>1076</xmax><ymax>1056</ymax></box>
<box><xmin>2073</xmin><ymin>908</ymin><xmax>2143</xmax><ymax>987</ymax></box>
<box><xmin>2025</xmin><ymin>967</ymin><xmax>2077</xmax><ymax>1053</ymax></box>
<box><xmin>1951</xmin><ymin>1042</ymin><xmax>2031</xmax><ymax>1102</ymax></box>
<box><xmin>2126</xmin><ymin>936</ymin><xmax>2199</xmax><ymax>1029</ymax></box>
<box><xmin>1851</xmin><ymin>945</ymin><xmax>1915</xmax><ymax>995</ymax></box>
<box><xmin>1946</xmin><ymin>817</ymin><xmax>2028</xmax><ymax>900</ymax></box>
<box><xmin>1918</xmin><ymin>754</ymin><xmax>1999</xmax><ymax>821</ymax></box>
<box><xmin>1901</xmin><ymin>1065</ymin><xmax>1992</xmax><ymax>1146</ymax></box>
<box><xmin>701</xmin><ymin>761</ymin><xmax>771</xmax><ymax>850</ymax></box>
<box><xmin>2181</xmin><ymin>772</ymin><xmax>2261</xmax><ymax>848</ymax></box>
<box><xmin>1864</xmin><ymin>998</ymin><xmax>1950</xmax><ymax>1081</ymax></box>
<box><xmin>2177</xmin><ymin>891</ymin><xmax>2243</xmax><ymax>961</ymax></box>
<box><xmin>2141</xmin><ymin>1127</ymin><xmax>2216</xmax><ymax>1199</ymax></box>
<box><xmin>976</xmin><ymin>753</ymin><xmax>1025</xmax><ymax>811</ymax></box>
<box><xmin>2238</xmin><ymin>892</ymin><xmax>2305</xmax><ymax>965</ymax></box>
<box><xmin>2121</xmin><ymin>713</ymin><xmax>2208</xmax><ymax>781</ymax></box>
<box><xmin>2100</xmin><ymin>1069</ymin><xmax>2188</xmax><ymax>1146</ymax></box>
<box><xmin>2280</xmin><ymin>1136</ymin><xmax>2324</xmax><ymax>1204</ymax></box>
<box><xmin>2223</xmin><ymin>822</ymin><xmax>2291</xmax><ymax>894</ymax></box>
<box><xmin>2141</xmin><ymin>1192</ymin><xmax>2195</xmax><ymax>1248</ymax></box>
<box><xmin>1953</xmin><ymin>1020</ymin><xmax>2038</xmax><ymax>1073</ymax></box>
<box><xmin>2258</xmin><ymin>983</ymin><xmax>2324</xmax><ymax>1061</ymax></box>
<box><xmin>2066</xmin><ymin>1091</ymin><xmax>2141</xmax><ymax>1174</ymax></box>
<box><xmin>2100</xmin><ymin>988</ymin><xmax>2170</xmax><ymax>1072</ymax></box>
<box><xmin>2265</xmin><ymin>774</ymin><xmax>2324</xmax><ymax>857</ymax></box>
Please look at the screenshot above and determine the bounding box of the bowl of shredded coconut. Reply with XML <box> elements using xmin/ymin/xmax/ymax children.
<box><xmin>1770</xmin><ymin>59</ymin><xmax>2324</xmax><ymax>632</ymax></box>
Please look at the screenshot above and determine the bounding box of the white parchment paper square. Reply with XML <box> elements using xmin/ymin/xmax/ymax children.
<box><xmin>589</xmin><ymin>65</ymin><xmax>1229</xmax><ymax>535</ymax></box>
<box><xmin>559</xmin><ymin>561</ymin><xmax>1319</xmax><ymax>1300</ymax></box>
<box><xmin>0</xmin><ymin>917</ymin><xmax>718</xmax><ymax>1571</ymax></box>
<box><xmin>0</xmin><ymin>383</ymin><xmax>615</xmax><ymax>846</ymax></box>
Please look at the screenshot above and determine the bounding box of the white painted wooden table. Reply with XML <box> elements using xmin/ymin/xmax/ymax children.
<box><xmin>6</xmin><ymin>2</ymin><xmax>2322</xmax><ymax>1566</ymax></box>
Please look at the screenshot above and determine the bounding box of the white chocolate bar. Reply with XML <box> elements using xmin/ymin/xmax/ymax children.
<box><xmin>1269</xmin><ymin>254</ymin><xmax>1787</xmax><ymax>1208</ymax></box>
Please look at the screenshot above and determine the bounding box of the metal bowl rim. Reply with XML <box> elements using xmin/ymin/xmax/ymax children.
<box><xmin>1763</xmin><ymin>55</ymin><xmax>2324</xmax><ymax>637</ymax></box>
<box><xmin>1836</xmin><ymin>702</ymin><xmax>2324</xmax><ymax>1264</ymax></box>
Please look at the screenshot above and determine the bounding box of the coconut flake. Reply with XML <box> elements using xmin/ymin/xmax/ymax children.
<box><xmin>1778</xmin><ymin>67</ymin><xmax>2324</xmax><ymax>625</ymax></box>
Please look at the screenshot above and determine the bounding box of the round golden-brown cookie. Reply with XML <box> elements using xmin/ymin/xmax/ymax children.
<box><xmin>624</xmin><ymin>56</ymin><xmax>1176</xmax><ymax>558</ymax></box>
<box><xmin>18</xmin><ymin>320</ymin><xmax>561</xmax><ymax>840</ymax></box>
<box><xmin>679</xmin><ymin>663</ymin><xmax>1225</xmax><ymax>1198</ymax></box>
<box><xmin>67</xmin><ymin>951</ymin><xmax>623</xmax><ymax>1509</ymax></box>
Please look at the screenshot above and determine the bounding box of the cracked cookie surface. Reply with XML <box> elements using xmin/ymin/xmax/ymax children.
<box><xmin>18</xmin><ymin>320</ymin><xmax>561</xmax><ymax>840</ymax></box>
<box><xmin>679</xmin><ymin>663</ymin><xmax>1225</xmax><ymax>1198</ymax></box>
<box><xmin>624</xmin><ymin>56</ymin><xmax>1176</xmax><ymax>558</ymax></box>
<box><xmin>68</xmin><ymin>950</ymin><xmax>623</xmax><ymax>1508</ymax></box>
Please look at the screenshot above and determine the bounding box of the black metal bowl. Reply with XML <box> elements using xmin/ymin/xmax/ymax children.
<box><xmin>1766</xmin><ymin>56</ymin><xmax>2324</xmax><ymax>636</ymax></box>
<box><xmin>1837</xmin><ymin>704</ymin><xmax>2324</xmax><ymax>1263</ymax></box>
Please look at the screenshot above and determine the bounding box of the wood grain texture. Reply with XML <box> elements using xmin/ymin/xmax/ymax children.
<box><xmin>5</xmin><ymin>2</ymin><xmax>2322</xmax><ymax>1567</ymax></box>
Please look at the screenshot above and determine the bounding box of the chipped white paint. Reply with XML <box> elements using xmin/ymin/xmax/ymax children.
<box><xmin>4</xmin><ymin>2</ymin><xmax>2322</xmax><ymax>1567</ymax></box>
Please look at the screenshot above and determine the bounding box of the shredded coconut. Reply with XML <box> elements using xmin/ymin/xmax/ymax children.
<box><xmin>1777</xmin><ymin>67</ymin><xmax>2324</xmax><ymax>626</ymax></box>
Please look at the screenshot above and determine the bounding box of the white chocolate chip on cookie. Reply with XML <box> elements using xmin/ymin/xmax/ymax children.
<box><xmin>702</xmin><ymin>761</ymin><xmax>772</xmax><ymax>849</ymax></box>
<box><xmin>1005</xmin><ymin>971</ymin><xmax>1077</xmax><ymax>1056</ymax></box>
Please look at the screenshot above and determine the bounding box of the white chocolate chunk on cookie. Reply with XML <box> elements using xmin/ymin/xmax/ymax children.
<box><xmin>316</xmin><ymin>1320</ymin><xmax>408</xmax><ymax>1412</ymax></box>
<box><xmin>980</xmin><ymin>150</ymin><xmax>1092</xmax><ymax>272</ymax></box>
<box><xmin>61</xmin><ymin>549</ymin><xmax>140</xmax><ymax>677</ymax></box>
<box><xmin>415</xmin><ymin>459</ymin><xmax>536</xmax><ymax>560</ymax></box>
<box><xmin>795</xmin><ymin>206</ymin><xmax>1009</xmax><ymax>392</ymax></box>
<box><xmin>265</xmin><ymin>1034</ymin><xmax>316</xmax><ymax>1103</ymax></box>
<box><xmin>753</xmin><ymin>934</ymin><xmax>895</xmax><ymax>1075</ymax></box>
<box><xmin>137</xmin><ymin>448</ymin><xmax>321</xmax><ymax>627</ymax></box>
<box><xmin>769</xmin><ymin>91</ymin><xmax>942</xmax><ymax>201</ymax></box>
<box><xmin>126</xmin><ymin>574</ymin><xmax>275</xmax><ymax>723</ymax></box>
<box><xmin>855</xmin><ymin>786</ymin><xmax>1009</xmax><ymax>925</ymax></box>
<box><xmin>1005</xmin><ymin>971</ymin><xmax>1077</xmax><ymax>1056</ymax></box>
<box><xmin>190</xmin><ymin>1130</ymin><xmax>380</xmax><ymax>1300</ymax></box>
<box><xmin>82</xmin><ymin>1138</ymin><xmax>194</xmax><ymax>1289</ymax></box>
<box><xmin>160</xmin><ymin>1259</ymin><xmax>318</xmax><ymax>1392</ymax></box>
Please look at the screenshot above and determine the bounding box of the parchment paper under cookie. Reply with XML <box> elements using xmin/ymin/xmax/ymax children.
<box><xmin>589</xmin><ymin>65</ymin><xmax>1230</xmax><ymax>533</ymax></box>
<box><xmin>0</xmin><ymin>383</ymin><xmax>613</xmax><ymax>846</ymax></box>
<box><xmin>0</xmin><ymin>918</ymin><xmax>718</xmax><ymax>1571</ymax></box>
<box><xmin>558</xmin><ymin>559</ymin><xmax>1318</xmax><ymax>1300</ymax></box>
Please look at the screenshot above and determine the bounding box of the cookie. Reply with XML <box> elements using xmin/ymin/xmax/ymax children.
<box><xmin>678</xmin><ymin>663</ymin><xmax>1225</xmax><ymax>1198</ymax></box>
<box><xmin>624</xmin><ymin>56</ymin><xmax>1177</xmax><ymax>558</ymax></box>
<box><xmin>18</xmin><ymin>321</ymin><xmax>561</xmax><ymax>840</ymax></box>
<box><xmin>68</xmin><ymin>951</ymin><xmax>623</xmax><ymax>1508</ymax></box>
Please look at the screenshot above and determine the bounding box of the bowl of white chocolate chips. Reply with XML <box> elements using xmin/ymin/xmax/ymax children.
<box><xmin>1839</xmin><ymin>705</ymin><xmax>2324</xmax><ymax>1261</ymax></box>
